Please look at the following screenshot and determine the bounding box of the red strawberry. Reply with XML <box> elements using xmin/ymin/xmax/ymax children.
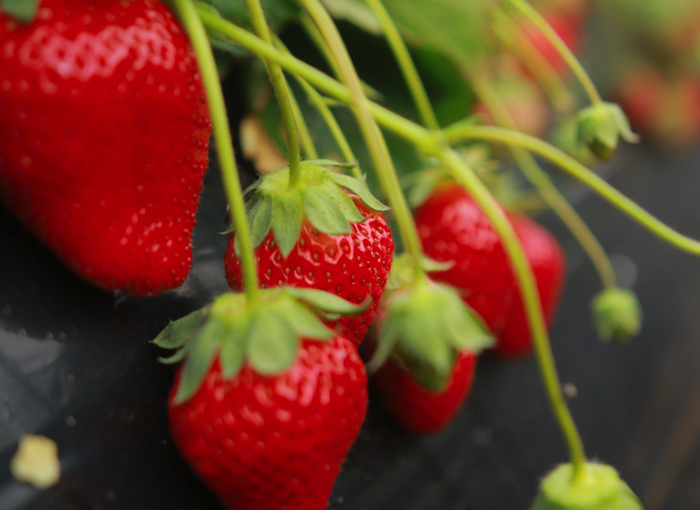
<box><xmin>521</xmin><ymin>12</ymin><xmax>582</xmax><ymax>76</ymax></box>
<box><xmin>414</xmin><ymin>183</ymin><xmax>565</xmax><ymax>357</ymax></box>
<box><xmin>374</xmin><ymin>349</ymin><xmax>477</xmax><ymax>434</ymax></box>
<box><xmin>0</xmin><ymin>0</ymin><xmax>211</xmax><ymax>297</ymax></box>
<box><xmin>224</xmin><ymin>163</ymin><xmax>394</xmax><ymax>346</ymax></box>
<box><xmin>169</xmin><ymin>337</ymin><xmax>367</xmax><ymax>510</ymax></box>
<box><xmin>156</xmin><ymin>290</ymin><xmax>370</xmax><ymax>510</ymax></box>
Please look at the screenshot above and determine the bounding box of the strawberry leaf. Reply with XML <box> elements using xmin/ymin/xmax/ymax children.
<box><xmin>152</xmin><ymin>310</ymin><xmax>207</xmax><ymax>350</ymax></box>
<box><xmin>248</xmin><ymin>195</ymin><xmax>273</xmax><ymax>247</ymax></box>
<box><xmin>158</xmin><ymin>348</ymin><xmax>187</xmax><ymax>365</ymax></box>
<box><xmin>1</xmin><ymin>0</ymin><xmax>39</xmax><ymax>23</ymax></box>
<box><xmin>275</xmin><ymin>296</ymin><xmax>335</xmax><ymax>340</ymax></box>
<box><xmin>329</xmin><ymin>172</ymin><xmax>389</xmax><ymax>211</ymax></box>
<box><xmin>271</xmin><ymin>192</ymin><xmax>304</xmax><ymax>257</ymax></box>
<box><xmin>302</xmin><ymin>183</ymin><xmax>362</xmax><ymax>234</ymax></box>
<box><xmin>247</xmin><ymin>309</ymin><xmax>298</xmax><ymax>375</ymax></box>
<box><xmin>285</xmin><ymin>287</ymin><xmax>370</xmax><ymax>315</ymax></box>
<box><xmin>173</xmin><ymin>319</ymin><xmax>223</xmax><ymax>405</ymax></box>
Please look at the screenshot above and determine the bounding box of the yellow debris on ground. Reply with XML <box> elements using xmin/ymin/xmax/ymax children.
<box><xmin>10</xmin><ymin>435</ymin><xmax>61</xmax><ymax>489</ymax></box>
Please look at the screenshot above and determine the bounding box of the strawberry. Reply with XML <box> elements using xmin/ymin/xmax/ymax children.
<box><xmin>373</xmin><ymin>349</ymin><xmax>477</xmax><ymax>434</ymax></box>
<box><xmin>413</xmin><ymin>182</ymin><xmax>565</xmax><ymax>357</ymax></box>
<box><xmin>0</xmin><ymin>0</ymin><xmax>211</xmax><ymax>297</ymax></box>
<box><xmin>155</xmin><ymin>289</ymin><xmax>369</xmax><ymax>510</ymax></box>
<box><xmin>521</xmin><ymin>11</ymin><xmax>582</xmax><ymax>76</ymax></box>
<box><xmin>225</xmin><ymin>162</ymin><xmax>394</xmax><ymax>346</ymax></box>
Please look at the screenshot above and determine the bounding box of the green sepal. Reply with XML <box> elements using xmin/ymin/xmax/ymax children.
<box><xmin>158</xmin><ymin>348</ymin><xmax>187</xmax><ymax>365</ymax></box>
<box><xmin>576</xmin><ymin>102</ymin><xmax>639</xmax><ymax>161</ymax></box>
<box><xmin>368</xmin><ymin>280</ymin><xmax>494</xmax><ymax>391</ymax></box>
<box><xmin>302</xmin><ymin>182</ymin><xmax>363</xmax><ymax>234</ymax></box>
<box><xmin>152</xmin><ymin>309</ymin><xmax>207</xmax><ymax>350</ymax></box>
<box><xmin>532</xmin><ymin>463</ymin><xmax>642</xmax><ymax>510</ymax></box>
<box><xmin>242</xmin><ymin>162</ymin><xmax>388</xmax><ymax>258</ymax></box>
<box><xmin>305</xmin><ymin>159</ymin><xmax>359</xmax><ymax>169</ymax></box>
<box><xmin>173</xmin><ymin>318</ymin><xmax>223</xmax><ymax>404</ymax></box>
<box><xmin>271</xmin><ymin>191</ymin><xmax>304</xmax><ymax>257</ymax></box>
<box><xmin>1</xmin><ymin>0</ymin><xmax>40</xmax><ymax>23</ymax></box>
<box><xmin>387</xmin><ymin>253</ymin><xmax>453</xmax><ymax>291</ymax></box>
<box><xmin>591</xmin><ymin>288</ymin><xmax>642</xmax><ymax>343</ymax></box>
<box><xmin>328</xmin><ymin>172</ymin><xmax>389</xmax><ymax>211</ymax></box>
<box><xmin>155</xmin><ymin>286</ymin><xmax>367</xmax><ymax>404</ymax></box>
<box><xmin>285</xmin><ymin>287</ymin><xmax>370</xmax><ymax>315</ymax></box>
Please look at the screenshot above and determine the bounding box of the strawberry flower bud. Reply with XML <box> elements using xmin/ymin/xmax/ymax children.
<box><xmin>576</xmin><ymin>102</ymin><xmax>639</xmax><ymax>160</ymax></box>
<box><xmin>592</xmin><ymin>288</ymin><xmax>642</xmax><ymax>343</ymax></box>
<box><xmin>532</xmin><ymin>463</ymin><xmax>642</xmax><ymax>510</ymax></box>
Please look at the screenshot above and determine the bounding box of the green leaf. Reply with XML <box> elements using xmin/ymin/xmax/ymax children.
<box><xmin>329</xmin><ymin>172</ymin><xmax>390</xmax><ymax>211</ymax></box>
<box><xmin>152</xmin><ymin>310</ymin><xmax>207</xmax><ymax>350</ymax></box>
<box><xmin>302</xmin><ymin>185</ymin><xmax>355</xmax><ymax>235</ymax></box>
<box><xmin>305</xmin><ymin>159</ymin><xmax>360</xmax><ymax>169</ymax></box>
<box><xmin>247</xmin><ymin>309</ymin><xmax>299</xmax><ymax>375</ymax></box>
<box><xmin>158</xmin><ymin>348</ymin><xmax>187</xmax><ymax>365</ymax></box>
<box><xmin>248</xmin><ymin>195</ymin><xmax>273</xmax><ymax>248</ymax></box>
<box><xmin>367</xmin><ymin>305</ymin><xmax>405</xmax><ymax>372</ymax></box>
<box><xmin>1</xmin><ymin>0</ymin><xmax>39</xmax><ymax>23</ymax></box>
<box><xmin>219</xmin><ymin>313</ymin><xmax>250</xmax><ymax>379</ymax></box>
<box><xmin>285</xmin><ymin>287</ymin><xmax>370</xmax><ymax>315</ymax></box>
<box><xmin>276</xmin><ymin>297</ymin><xmax>335</xmax><ymax>340</ymax></box>
<box><xmin>173</xmin><ymin>319</ymin><xmax>223</xmax><ymax>405</ymax></box>
<box><xmin>271</xmin><ymin>191</ymin><xmax>304</xmax><ymax>257</ymax></box>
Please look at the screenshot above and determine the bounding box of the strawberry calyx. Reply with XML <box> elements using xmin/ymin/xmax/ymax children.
<box><xmin>369</xmin><ymin>254</ymin><xmax>493</xmax><ymax>391</ymax></box>
<box><xmin>531</xmin><ymin>463</ymin><xmax>642</xmax><ymax>510</ymax></box>
<box><xmin>591</xmin><ymin>288</ymin><xmax>642</xmax><ymax>343</ymax></box>
<box><xmin>575</xmin><ymin>102</ymin><xmax>639</xmax><ymax>161</ymax></box>
<box><xmin>235</xmin><ymin>161</ymin><xmax>388</xmax><ymax>257</ymax></box>
<box><xmin>153</xmin><ymin>287</ymin><xmax>369</xmax><ymax>404</ymax></box>
<box><xmin>1</xmin><ymin>0</ymin><xmax>39</xmax><ymax>23</ymax></box>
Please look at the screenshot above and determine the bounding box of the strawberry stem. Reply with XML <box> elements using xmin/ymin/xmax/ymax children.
<box><xmin>490</xmin><ymin>6</ymin><xmax>575</xmax><ymax>113</ymax></box>
<box><xmin>271</xmin><ymin>35</ymin><xmax>361</xmax><ymax>178</ymax></box>
<box><xmin>436</xmin><ymin>147</ymin><xmax>587</xmax><ymax>482</ymax></box>
<box><xmin>505</xmin><ymin>0</ymin><xmax>603</xmax><ymax>106</ymax></box>
<box><xmin>243</xmin><ymin>0</ymin><xmax>303</xmax><ymax>188</ymax></box>
<box><xmin>286</xmin><ymin>78</ymin><xmax>319</xmax><ymax>160</ymax></box>
<box><xmin>469</xmin><ymin>71</ymin><xmax>616</xmax><ymax>289</ymax></box>
<box><xmin>197</xmin><ymin>12</ymin><xmax>700</xmax><ymax>262</ymax></box>
<box><xmin>364</xmin><ymin>0</ymin><xmax>440</xmax><ymax>130</ymax></box>
<box><xmin>173</xmin><ymin>0</ymin><xmax>260</xmax><ymax>304</ymax></box>
<box><xmin>297</xmin><ymin>0</ymin><xmax>426</xmax><ymax>279</ymax></box>
<box><xmin>443</xmin><ymin>123</ymin><xmax>700</xmax><ymax>257</ymax></box>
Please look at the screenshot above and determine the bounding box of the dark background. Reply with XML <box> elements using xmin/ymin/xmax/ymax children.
<box><xmin>3</xmin><ymin>73</ymin><xmax>700</xmax><ymax>510</ymax></box>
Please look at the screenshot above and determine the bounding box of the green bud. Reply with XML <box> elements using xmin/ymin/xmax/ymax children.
<box><xmin>592</xmin><ymin>288</ymin><xmax>642</xmax><ymax>342</ymax></box>
<box><xmin>532</xmin><ymin>463</ymin><xmax>642</xmax><ymax>510</ymax></box>
<box><xmin>576</xmin><ymin>103</ymin><xmax>639</xmax><ymax>161</ymax></box>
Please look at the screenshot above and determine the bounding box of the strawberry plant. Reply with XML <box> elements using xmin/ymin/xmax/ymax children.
<box><xmin>7</xmin><ymin>0</ymin><xmax>700</xmax><ymax>508</ymax></box>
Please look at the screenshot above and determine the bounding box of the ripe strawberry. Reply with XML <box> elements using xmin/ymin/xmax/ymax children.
<box><xmin>155</xmin><ymin>290</ymin><xmax>369</xmax><ymax>510</ymax></box>
<box><xmin>373</xmin><ymin>349</ymin><xmax>477</xmax><ymax>434</ymax></box>
<box><xmin>0</xmin><ymin>0</ymin><xmax>211</xmax><ymax>297</ymax></box>
<box><xmin>225</xmin><ymin>162</ymin><xmax>394</xmax><ymax>346</ymax></box>
<box><xmin>413</xmin><ymin>183</ymin><xmax>565</xmax><ymax>357</ymax></box>
<box><xmin>522</xmin><ymin>12</ymin><xmax>582</xmax><ymax>76</ymax></box>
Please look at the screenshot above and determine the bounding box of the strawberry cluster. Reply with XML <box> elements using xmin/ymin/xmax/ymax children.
<box><xmin>0</xmin><ymin>1</ymin><xmax>648</xmax><ymax>509</ymax></box>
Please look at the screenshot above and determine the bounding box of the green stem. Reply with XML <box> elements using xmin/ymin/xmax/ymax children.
<box><xmin>243</xmin><ymin>0</ymin><xmax>302</xmax><ymax>187</ymax></box>
<box><xmin>286</xmin><ymin>76</ymin><xmax>319</xmax><ymax>159</ymax></box>
<box><xmin>470</xmin><ymin>71</ymin><xmax>616</xmax><ymax>288</ymax></box>
<box><xmin>272</xmin><ymin>35</ymin><xmax>360</xmax><ymax>177</ymax></box>
<box><xmin>298</xmin><ymin>0</ymin><xmax>426</xmax><ymax>278</ymax></box>
<box><xmin>437</xmin><ymin>147</ymin><xmax>586</xmax><ymax>481</ymax></box>
<box><xmin>506</xmin><ymin>0</ymin><xmax>602</xmax><ymax>105</ymax></box>
<box><xmin>444</xmin><ymin>123</ymin><xmax>700</xmax><ymax>256</ymax></box>
<box><xmin>174</xmin><ymin>0</ymin><xmax>259</xmax><ymax>303</ymax></box>
<box><xmin>365</xmin><ymin>0</ymin><xmax>440</xmax><ymax>130</ymax></box>
<box><xmin>491</xmin><ymin>6</ymin><xmax>574</xmax><ymax>113</ymax></box>
<box><xmin>300</xmin><ymin>14</ymin><xmax>382</xmax><ymax>101</ymax></box>
<box><xmin>198</xmin><ymin>10</ymin><xmax>700</xmax><ymax>260</ymax></box>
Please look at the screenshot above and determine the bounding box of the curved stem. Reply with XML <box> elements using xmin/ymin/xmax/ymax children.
<box><xmin>174</xmin><ymin>0</ymin><xmax>259</xmax><ymax>304</ymax></box>
<box><xmin>506</xmin><ymin>0</ymin><xmax>602</xmax><ymax>106</ymax></box>
<box><xmin>198</xmin><ymin>11</ymin><xmax>700</xmax><ymax>260</ymax></box>
<box><xmin>298</xmin><ymin>0</ymin><xmax>426</xmax><ymax>278</ymax></box>
<box><xmin>243</xmin><ymin>0</ymin><xmax>302</xmax><ymax>187</ymax></box>
<box><xmin>272</xmin><ymin>35</ymin><xmax>360</xmax><ymax>177</ymax></box>
<box><xmin>444</xmin><ymin>123</ymin><xmax>700</xmax><ymax>256</ymax></box>
<box><xmin>365</xmin><ymin>0</ymin><xmax>440</xmax><ymax>130</ymax></box>
<box><xmin>470</xmin><ymin>71</ymin><xmax>616</xmax><ymax>288</ymax></box>
<box><xmin>438</xmin><ymin>148</ymin><xmax>586</xmax><ymax>481</ymax></box>
<box><xmin>491</xmin><ymin>6</ymin><xmax>574</xmax><ymax>113</ymax></box>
